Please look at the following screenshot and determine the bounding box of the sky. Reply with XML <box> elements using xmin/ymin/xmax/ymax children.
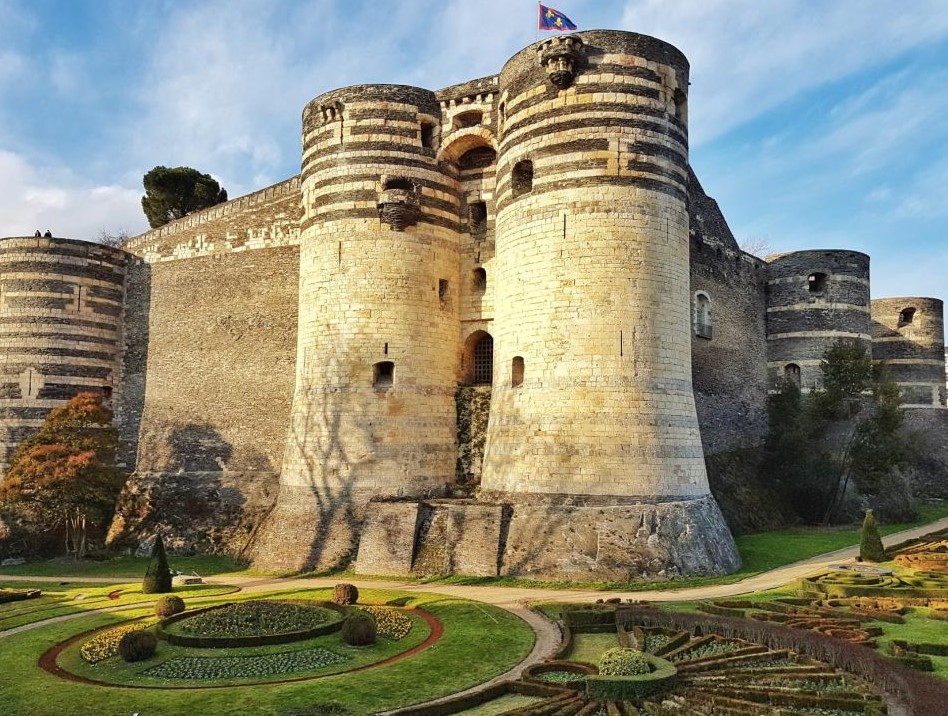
<box><xmin>0</xmin><ymin>0</ymin><xmax>945</xmax><ymax>300</ymax></box>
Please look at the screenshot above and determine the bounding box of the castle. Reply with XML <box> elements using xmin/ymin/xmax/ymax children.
<box><xmin>0</xmin><ymin>30</ymin><xmax>944</xmax><ymax>580</ymax></box>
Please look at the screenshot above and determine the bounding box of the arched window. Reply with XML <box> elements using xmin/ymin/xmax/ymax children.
<box><xmin>511</xmin><ymin>356</ymin><xmax>524</xmax><ymax>387</ymax></box>
<box><xmin>512</xmin><ymin>160</ymin><xmax>533</xmax><ymax>197</ymax></box>
<box><xmin>473</xmin><ymin>334</ymin><xmax>493</xmax><ymax>385</ymax></box>
<box><xmin>694</xmin><ymin>292</ymin><xmax>712</xmax><ymax>339</ymax></box>
<box><xmin>373</xmin><ymin>361</ymin><xmax>394</xmax><ymax>388</ymax></box>
<box><xmin>808</xmin><ymin>272</ymin><xmax>828</xmax><ymax>294</ymax></box>
<box><xmin>899</xmin><ymin>307</ymin><xmax>916</xmax><ymax>326</ymax></box>
<box><xmin>452</xmin><ymin>110</ymin><xmax>483</xmax><ymax>130</ymax></box>
<box><xmin>673</xmin><ymin>88</ymin><xmax>687</xmax><ymax>122</ymax></box>
<box><xmin>784</xmin><ymin>363</ymin><xmax>801</xmax><ymax>387</ymax></box>
<box><xmin>472</xmin><ymin>267</ymin><xmax>487</xmax><ymax>293</ymax></box>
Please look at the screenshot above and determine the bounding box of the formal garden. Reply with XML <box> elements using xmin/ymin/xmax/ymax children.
<box><xmin>1</xmin><ymin>521</ymin><xmax>947</xmax><ymax>714</ymax></box>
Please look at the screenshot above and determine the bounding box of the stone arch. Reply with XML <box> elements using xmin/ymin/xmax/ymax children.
<box><xmin>437</xmin><ymin>127</ymin><xmax>498</xmax><ymax>164</ymax></box>
<box><xmin>461</xmin><ymin>330</ymin><xmax>493</xmax><ymax>385</ymax></box>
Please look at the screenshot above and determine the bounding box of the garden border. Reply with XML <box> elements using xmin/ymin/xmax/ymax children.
<box><xmin>38</xmin><ymin>607</ymin><xmax>443</xmax><ymax>690</ymax></box>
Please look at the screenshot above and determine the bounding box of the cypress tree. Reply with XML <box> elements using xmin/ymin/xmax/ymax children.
<box><xmin>142</xmin><ymin>534</ymin><xmax>173</xmax><ymax>594</ymax></box>
<box><xmin>859</xmin><ymin>509</ymin><xmax>886</xmax><ymax>562</ymax></box>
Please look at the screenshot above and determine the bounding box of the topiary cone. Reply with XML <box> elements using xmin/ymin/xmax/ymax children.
<box><xmin>142</xmin><ymin>534</ymin><xmax>173</xmax><ymax>594</ymax></box>
<box><xmin>860</xmin><ymin>509</ymin><xmax>886</xmax><ymax>563</ymax></box>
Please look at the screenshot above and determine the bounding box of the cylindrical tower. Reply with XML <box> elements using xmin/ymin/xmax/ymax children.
<box><xmin>870</xmin><ymin>297</ymin><xmax>946</xmax><ymax>407</ymax></box>
<box><xmin>0</xmin><ymin>236</ymin><xmax>127</xmax><ymax>468</ymax></box>
<box><xmin>765</xmin><ymin>250</ymin><xmax>871</xmax><ymax>390</ymax></box>
<box><xmin>481</xmin><ymin>31</ymin><xmax>740</xmax><ymax>580</ymax></box>
<box><xmin>256</xmin><ymin>85</ymin><xmax>462</xmax><ymax>571</ymax></box>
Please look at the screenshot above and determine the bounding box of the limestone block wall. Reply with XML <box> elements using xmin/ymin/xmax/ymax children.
<box><xmin>765</xmin><ymin>250</ymin><xmax>871</xmax><ymax>390</ymax></box>
<box><xmin>255</xmin><ymin>84</ymin><xmax>463</xmax><ymax>571</ymax></box>
<box><xmin>688</xmin><ymin>173</ymin><xmax>768</xmax><ymax>454</ymax></box>
<box><xmin>870</xmin><ymin>297</ymin><xmax>946</xmax><ymax>408</ymax></box>
<box><xmin>0</xmin><ymin>237</ymin><xmax>127</xmax><ymax>469</ymax></box>
<box><xmin>482</xmin><ymin>30</ymin><xmax>710</xmax><ymax>500</ymax></box>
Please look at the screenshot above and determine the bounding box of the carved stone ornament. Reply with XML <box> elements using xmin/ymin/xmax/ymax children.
<box><xmin>537</xmin><ymin>35</ymin><xmax>585</xmax><ymax>89</ymax></box>
<box><xmin>377</xmin><ymin>187</ymin><xmax>421</xmax><ymax>231</ymax></box>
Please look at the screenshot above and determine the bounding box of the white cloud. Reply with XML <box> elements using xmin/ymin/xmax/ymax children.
<box><xmin>0</xmin><ymin>150</ymin><xmax>146</xmax><ymax>240</ymax></box>
<box><xmin>620</xmin><ymin>0</ymin><xmax>948</xmax><ymax>145</ymax></box>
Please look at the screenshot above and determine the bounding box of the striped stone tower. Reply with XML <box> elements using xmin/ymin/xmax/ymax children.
<box><xmin>871</xmin><ymin>297</ymin><xmax>946</xmax><ymax>408</ymax></box>
<box><xmin>765</xmin><ymin>250</ymin><xmax>871</xmax><ymax>390</ymax></box>
<box><xmin>255</xmin><ymin>85</ymin><xmax>462</xmax><ymax>571</ymax></box>
<box><xmin>479</xmin><ymin>31</ymin><xmax>740</xmax><ymax>579</ymax></box>
<box><xmin>0</xmin><ymin>236</ymin><xmax>127</xmax><ymax>467</ymax></box>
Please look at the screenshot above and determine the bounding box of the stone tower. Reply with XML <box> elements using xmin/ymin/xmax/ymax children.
<box><xmin>0</xmin><ymin>236</ymin><xmax>127</xmax><ymax>468</ymax></box>
<box><xmin>765</xmin><ymin>250</ymin><xmax>871</xmax><ymax>390</ymax></box>
<box><xmin>256</xmin><ymin>85</ymin><xmax>462</xmax><ymax>571</ymax></box>
<box><xmin>870</xmin><ymin>297</ymin><xmax>946</xmax><ymax>408</ymax></box>
<box><xmin>478</xmin><ymin>31</ymin><xmax>740</xmax><ymax>579</ymax></box>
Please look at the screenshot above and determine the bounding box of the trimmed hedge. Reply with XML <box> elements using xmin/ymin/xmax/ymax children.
<box><xmin>118</xmin><ymin>630</ymin><xmax>157</xmax><ymax>663</ymax></box>
<box><xmin>157</xmin><ymin>600</ymin><xmax>345</xmax><ymax>648</ymax></box>
<box><xmin>0</xmin><ymin>588</ymin><xmax>41</xmax><ymax>604</ymax></box>
<box><xmin>522</xmin><ymin>660</ymin><xmax>595</xmax><ymax>691</ymax></box>
<box><xmin>617</xmin><ymin>606</ymin><xmax>948</xmax><ymax>716</ymax></box>
<box><xmin>382</xmin><ymin>681</ymin><xmax>570</xmax><ymax>716</ymax></box>
<box><xmin>563</xmin><ymin>607</ymin><xmax>616</xmax><ymax>633</ymax></box>
<box><xmin>154</xmin><ymin>595</ymin><xmax>186</xmax><ymax>618</ymax></box>
<box><xmin>332</xmin><ymin>583</ymin><xmax>359</xmax><ymax>606</ymax></box>
<box><xmin>584</xmin><ymin>654</ymin><xmax>677</xmax><ymax>701</ymax></box>
<box><xmin>341</xmin><ymin>611</ymin><xmax>376</xmax><ymax>647</ymax></box>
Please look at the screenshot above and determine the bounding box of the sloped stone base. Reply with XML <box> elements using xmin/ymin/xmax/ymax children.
<box><xmin>496</xmin><ymin>495</ymin><xmax>741</xmax><ymax>581</ymax></box>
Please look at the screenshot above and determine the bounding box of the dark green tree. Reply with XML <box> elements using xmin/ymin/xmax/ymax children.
<box><xmin>141</xmin><ymin>166</ymin><xmax>227</xmax><ymax>229</ymax></box>
<box><xmin>859</xmin><ymin>509</ymin><xmax>886</xmax><ymax>562</ymax></box>
<box><xmin>142</xmin><ymin>534</ymin><xmax>173</xmax><ymax>594</ymax></box>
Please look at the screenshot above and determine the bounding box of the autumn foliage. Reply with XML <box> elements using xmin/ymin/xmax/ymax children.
<box><xmin>0</xmin><ymin>392</ymin><xmax>125</xmax><ymax>558</ymax></box>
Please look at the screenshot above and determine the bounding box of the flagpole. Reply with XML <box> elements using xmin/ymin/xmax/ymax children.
<box><xmin>536</xmin><ymin>2</ymin><xmax>540</xmax><ymax>43</ymax></box>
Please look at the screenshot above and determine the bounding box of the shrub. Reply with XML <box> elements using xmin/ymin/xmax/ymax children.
<box><xmin>118</xmin><ymin>630</ymin><xmax>158</xmax><ymax>662</ymax></box>
<box><xmin>155</xmin><ymin>595</ymin><xmax>186</xmax><ymax>618</ymax></box>
<box><xmin>341</xmin><ymin>611</ymin><xmax>376</xmax><ymax>646</ymax></box>
<box><xmin>142</xmin><ymin>534</ymin><xmax>173</xmax><ymax>594</ymax></box>
<box><xmin>598</xmin><ymin>647</ymin><xmax>651</xmax><ymax>676</ymax></box>
<box><xmin>80</xmin><ymin>622</ymin><xmax>150</xmax><ymax>664</ymax></box>
<box><xmin>859</xmin><ymin>509</ymin><xmax>886</xmax><ymax>563</ymax></box>
<box><xmin>332</xmin><ymin>583</ymin><xmax>359</xmax><ymax>606</ymax></box>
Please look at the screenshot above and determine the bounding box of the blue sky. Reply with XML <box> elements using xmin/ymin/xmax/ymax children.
<box><xmin>0</xmin><ymin>0</ymin><xmax>946</xmax><ymax>300</ymax></box>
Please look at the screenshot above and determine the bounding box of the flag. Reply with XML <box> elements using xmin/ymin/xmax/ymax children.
<box><xmin>538</xmin><ymin>4</ymin><xmax>577</xmax><ymax>32</ymax></box>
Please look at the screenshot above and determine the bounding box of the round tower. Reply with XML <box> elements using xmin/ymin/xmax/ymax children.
<box><xmin>0</xmin><ymin>236</ymin><xmax>127</xmax><ymax>468</ymax></box>
<box><xmin>256</xmin><ymin>85</ymin><xmax>462</xmax><ymax>572</ymax></box>
<box><xmin>870</xmin><ymin>297</ymin><xmax>946</xmax><ymax>407</ymax></box>
<box><xmin>765</xmin><ymin>250</ymin><xmax>871</xmax><ymax>390</ymax></box>
<box><xmin>480</xmin><ymin>31</ymin><xmax>740</xmax><ymax>580</ymax></box>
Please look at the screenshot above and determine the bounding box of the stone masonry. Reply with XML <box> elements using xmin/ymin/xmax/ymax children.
<box><xmin>0</xmin><ymin>29</ymin><xmax>944</xmax><ymax>578</ymax></box>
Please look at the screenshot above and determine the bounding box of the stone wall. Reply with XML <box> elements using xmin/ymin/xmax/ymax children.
<box><xmin>0</xmin><ymin>237</ymin><xmax>127</xmax><ymax>469</ymax></box>
<box><xmin>110</xmin><ymin>243</ymin><xmax>299</xmax><ymax>555</ymax></box>
<box><xmin>689</xmin><ymin>174</ymin><xmax>768</xmax><ymax>453</ymax></box>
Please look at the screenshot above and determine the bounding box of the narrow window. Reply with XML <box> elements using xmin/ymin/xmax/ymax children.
<box><xmin>512</xmin><ymin>160</ymin><xmax>533</xmax><ymax>197</ymax></box>
<box><xmin>473</xmin><ymin>334</ymin><xmax>493</xmax><ymax>385</ymax></box>
<box><xmin>807</xmin><ymin>272</ymin><xmax>827</xmax><ymax>294</ymax></box>
<box><xmin>511</xmin><ymin>356</ymin><xmax>524</xmax><ymax>387</ymax></box>
<box><xmin>452</xmin><ymin>110</ymin><xmax>483</xmax><ymax>130</ymax></box>
<box><xmin>673</xmin><ymin>88</ymin><xmax>687</xmax><ymax>121</ymax></box>
<box><xmin>420</xmin><ymin>122</ymin><xmax>436</xmax><ymax>149</ymax></box>
<box><xmin>694</xmin><ymin>292</ymin><xmax>712</xmax><ymax>339</ymax></box>
<box><xmin>438</xmin><ymin>279</ymin><xmax>449</xmax><ymax>307</ymax></box>
<box><xmin>899</xmin><ymin>307</ymin><xmax>916</xmax><ymax>326</ymax></box>
<box><xmin>472</xmin><ymin>267</ymin><xmax>487</xmax><ymax>293</ymax></box>
<box><xmin>469</xmin><ymin>201</ymin><xmax>487</xmax><ymax>235</ymax></box>
<box><xmin>373</xmin><ymin>361</ymin><xmax>394</xmax><ymax>388</ymax></box>
<box><xmin>498</xmin><ymin>102</ymin><xmax>506</xmax><ymax>123</ymax></box>
<box><xmin>784</xmin><ymin>363</ymin><xmax>801</xmax><ymax>387</ymax></box>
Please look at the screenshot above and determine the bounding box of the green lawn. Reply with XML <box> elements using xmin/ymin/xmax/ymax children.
<box><xmin>0</xmin><ymin>553</ymin><xmax>249</xmax><ymax>578</ymax></box>
<box><xmin>0</xmin><ymin>588</ymin><xmax>536</xmax><ymax>716</ymax></box>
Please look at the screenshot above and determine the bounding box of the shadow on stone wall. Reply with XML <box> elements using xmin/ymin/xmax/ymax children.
<box><xmin>108</xmin><ymin>423</ymin><xmax>278</xmax><ymax>556</ymax></box>
<box><xmin>117</xmin><ymin>259</ymin><xmax>151</xmax><ymax>471</ymax></box>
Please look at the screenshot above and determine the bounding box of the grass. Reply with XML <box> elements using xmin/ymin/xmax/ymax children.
<box><xmin>0</xmin><ymin>554</ymin><xmax>250</xmax><ymax>578</ymax></box>
<box><xmin>0</xmin><ymin>588</ymin><xmax>536</xmax><ymax>715</ymax></box>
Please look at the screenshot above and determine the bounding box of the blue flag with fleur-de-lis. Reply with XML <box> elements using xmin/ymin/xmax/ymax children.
<box><xmin>538</xmin><ymin>4</ymin><xmax>577</xmax><ymax>32</ymax></box>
